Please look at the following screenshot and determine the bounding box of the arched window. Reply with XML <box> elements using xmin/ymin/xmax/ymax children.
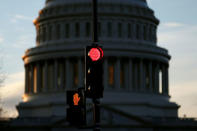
<box><xmin>107</xmin><ymin>22</ymin><xmax>112</xmax><ymax>37</ymax></box>
<box><xmin>143</xmin><ymin>25</ymin><xmax>147</xmax><ymax>40</ymax></box>
<box><xmin>149</xmin><ymin>25</ymin><xmax>152</xmax><ymax>41</ymax></box>
<box><xmin>73</xmin><ymin>62</ymin><xmax>78</xmax><ymax>86</ymax></box>
<box><xmin>75</xmin><ymin>23</ymin><xmax>80</xmax><ymax>37</ymax></box>
<box><xmin>65</xmin><ymin>23</ymin><xmax>70</xmax><ymax>38</ymax></box>
<box><xmin>136</xmin><ymin>24</ymin><xmax>140</xmax><ymax>39</ymax></box>
<box><xmin>153</xmin><ymin>26</ymin><xmax>157</xmax><ymax>42</ymax></box>
<box><xmin>86</xmin><ymin>22</ymin><xmax>90</xmax><ymax>37</ymax></box>
<box><xmin>48</xmin><ymin>25</ymin><xmax>52</xmax><ymax>40</ymax></box>
<box><xmin>128</xmin><ymin>23</ymin><xmax>131</xmax><ymax>38</ymax></box>
<box><xmin>118</xmin><ymin>22</ymin><xmax>122</xmax><ymax>38</ymax></box>
<box><xmin>98</xmin><ymin>22</ymin><xmax>101</xmax><ymax>37</ymax></box>
<box><xmin>43</xmin><ymin>26</ymin><xmax>46</xmax><ymax>42</ymax></box>
<box><xmin>56</xmin><ymin>24</ymin><xmax>60</xmax><ymax>39</ymax></box>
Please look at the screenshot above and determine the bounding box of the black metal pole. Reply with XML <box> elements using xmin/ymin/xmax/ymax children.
<box><xmin>92</xmin><ymin>0</ymin><xmax>98</xmax><ymax>43</ymax></box>
<box><xmin>93</xmin><ymin>99</ymin><xmax>100</xmax><ymax>131</ymax></box>
<box><xmin>92</xmin><ymin>0</ymin><xmax>100</xmax><ymax>131</ymax></box>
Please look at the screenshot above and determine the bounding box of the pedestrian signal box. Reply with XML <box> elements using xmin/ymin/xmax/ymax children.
<box><xmin>66</xmin><ymin>88</ymin><xmax>86</xmax><ymax>126</ymax></box>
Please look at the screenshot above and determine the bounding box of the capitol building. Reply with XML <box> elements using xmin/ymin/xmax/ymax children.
<box><xmin>2</xmin><ymin>0</ymin><xmax>197</xmax><ymax>130</ymax></box>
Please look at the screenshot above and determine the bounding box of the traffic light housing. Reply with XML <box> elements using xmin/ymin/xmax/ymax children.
<box><xmin>85</xmin><ymin>45</ymin><xmax>104</xmax><ymax>99</ymax></box>
<box><xmin>66</xmin><ymin>88</ymin><xmax>86</xmax><ymax>126</ymax></box>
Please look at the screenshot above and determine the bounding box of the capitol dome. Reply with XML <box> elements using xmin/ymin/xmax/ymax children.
<box><xmin>17</xmin><ymin>0</ymin><xmax>179</xmax><ymax>119</ymax></box>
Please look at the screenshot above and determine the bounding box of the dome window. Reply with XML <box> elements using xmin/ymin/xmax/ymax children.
<box><xmin>75</xmin><ymin>23</ymin><xmax>80</xmax><ymax>37</ymax></box>
<box><xmin>65</xmin><ymin>23</ymin><xmax>70</xmax><ymax>38</ymax></box>
<box><xmin>85</xmin><ymin>22</ymin><xmax>90</xmax><ymax>37</ymax></box>
<box><xmin>107</xmin><ymin>22</ymin><xmax>112</xmax><ymax>37</ymax></box>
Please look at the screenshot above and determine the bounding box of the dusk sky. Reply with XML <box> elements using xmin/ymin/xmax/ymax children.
<box><xmin>0</xmin><ymin>0</ymin><xmax>197</xmax><ymax>118</ymax></box>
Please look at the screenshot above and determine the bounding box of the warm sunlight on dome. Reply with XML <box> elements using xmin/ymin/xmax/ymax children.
<box><xmin>33</xmin><ymin>19</ymin><xmax>38</xmax><ymax>25</ymax></box>
<box><xmin>22</xmin><ymin>94</ymin><xmax>29</xmax><ymax>102</ymax></box>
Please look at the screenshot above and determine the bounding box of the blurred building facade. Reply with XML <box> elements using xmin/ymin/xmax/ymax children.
<box><xmin>9</xmin><ymin>0</ymin><xmax>197</xmax><ymax>130</ymax></box>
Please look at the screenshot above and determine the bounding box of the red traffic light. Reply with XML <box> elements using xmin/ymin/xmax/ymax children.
<box><xmin>88</xmin><ymin>47</ymin><xmax>103</xmax><ymax>61</ymax></box>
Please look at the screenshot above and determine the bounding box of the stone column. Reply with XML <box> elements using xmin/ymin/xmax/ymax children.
<box><xmin>65</xmin><ymin>59</ymin><xmax>71</xmax><ymax>89</ymax></box>
<box><xmin>70</xmin><ymin>22</ymin><xmax>75</xmax><ymax>39</ymax></box>
<box><xmin>103</xmin><ymin>58</ymin><xmax>108</xmax><ymax>90</ymax></box>
<box><xmin>78</xmin><ymin>58</ymin><xmax>83</xmax><ymax>87</ymax></box>
<box><xmin>132</xmin><ymin>22</ymin><xmax>135</xmax><ymax>40</ymax></box>
<box><xmin>39</xmin><ymin>25</ymin><xmax>43</xmax><ymax>43</ymax></box>
<box><xmin>25</xmin><ymin>65</ymin><xmax>29</xmax><ymax>93</ymax></box>
<box><xmin>139</xmin><ymin>24</ymin><xmax>143</xmax><ymax>40</ymax></box>
<box><xmin>45</xmin><ymin>24</ymin><xmax>48</xmax><ymax>41</ymax></box>
<box><xmin>60</xmin><ymin>23</ymin><xmax>65</xmax><ymax>40</ymax></box>
<box><xmin>123</xmin><ymin>21</ymin><xmax>128</xmax><ymax>40</ymax></box>
<box><xmin>134</xmin><ymin>62</ymin><xmax>138</xmax><ymax>91</ymax></box>
<box><xmin>30</xmin><ymin>65</ymin><xmax>34</xmax><ymax>93</ymax></box>
<box><xmin>148</xmin><ymin>61</ymin><xmax>153</xmax><ymax>92</ymax></box>
<box><xmin>150</xmin><ymin>25</ymin><xmax>153</xmax><ymax>42</ymax></box>
<box><xmin>36</xmin><ymin>25</ymin><xmax>39</xmax><ymax>45</ymax></box>
<box><xmin>123</xmin><ymin>62</ymin><xmax>129</xmax><ymax>89</ymax></box>
<box><xmin>112</xmin><ymin>22</ymin><xmax>118</xmax><ymax>39</ymax></box>
<box><xmin>52</xmin><ymin>24</ymin><xmax>56</xmax><ymax>40</ymax></box>
<box><xmin>146</xmin><ymin>24</ymin><xmax>150</xmax><ymax>41</ymax></box>
<box><xmin>48</xmin><ymin>24</ymin><xmax>52</xmax><ymax>41</ymax></box>
<box><xmin>54</xmin><ymin>60</ymin><xmax>58</xmax><ymax>91</ymax></box>
<box><xmin>60</xmin><ymin>63</ymin><xmax>64</xmax><ymax>90</ymax></box>
<box><xmin>80</xmin><ymin>22</ymin><xmax>85</xmax><ymax>38</ymax></box>
<box><xmin>153</xmin><ymin>26</ymin><xmax>157</xmax><ymax>43</ymax></box>
<box><xmin>36</xmin><ymin>63</ymin><xmax>41</xmax><ymax>93</ymax></box>
<box><xmin>44</xmin><ymin>61</ymin><xmax>48</xmax><ymax>92</ymax></box>
<box><xmin>162</xmin><ymin>65</ymin><xmax>169</xmax><ymax>95</ymax></box>
<box><xmin>115</xmin><ymin>58</ymin><xmax>121</xmax><ymax>89</ymax></box>
<box><xmin>143</xmin><ymin>62</ymin><xmax>147</xmax><ymax>91</ymax></box>
<box><xmin>165</xmin><ymin>66</ymin><xmax>169</xmax><ymax>95</ymax></box>
<box><xmin>100</xmin><ymin>21</ymin><xmax>108</xmax><ymax>38</ymax></box>
<box><xmin>128</xmin><ymin>59</ymin><xmax>133</xmax><ymax>91</ymax></box>
<box><xmin>162</xmin><ymin>65</ymin><xmax>165</xmax><ymax>94</ymax></box>
<box><xmin>139</xmin><ymin>59</ymin><xmax>145</xmax><ymax>91</ymax></box>
<box><xmin>143</xmin><ymin>24</ymin><xmax>147</xmax><ymax>40</ymax></box>
<box><xmin>154</xmin><ymin>63</ymin><xmax>160</xmax><ymax>93</ymax></box>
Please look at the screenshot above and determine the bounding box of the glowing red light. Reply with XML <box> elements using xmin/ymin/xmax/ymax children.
<box><xmin>89</xmin><ymin>48</ymin><xmax>101</xmax><ymax>61</ymax></box>
<box><xmin>73</xmin><ymin>93</ymin><xmax>80</xmax><ymax>106</ymax></box>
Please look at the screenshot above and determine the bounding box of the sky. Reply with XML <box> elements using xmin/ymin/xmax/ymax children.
<box><xmin>0</xmin><ymin>0</ymin><xmax>197</xmax><ymax>118</ymax></box>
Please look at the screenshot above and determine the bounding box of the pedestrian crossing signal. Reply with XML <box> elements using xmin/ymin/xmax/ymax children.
<box><xmin>66</xmin><ymin>89</ymin><xmax>86</xmax><ymax>126</ymax></box>
<box><xmin>73</xmin><ymin>93</ymin><xmax>80</xmax><ymax>106</ymax></box>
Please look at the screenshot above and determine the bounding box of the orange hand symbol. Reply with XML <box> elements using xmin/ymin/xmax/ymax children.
<box><xmin>73</xmin><ymin>93</ymin><xmax>80</xmax><ymax>106</ymax></box>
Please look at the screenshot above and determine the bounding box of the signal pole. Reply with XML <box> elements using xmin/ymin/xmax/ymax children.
<box><xmin>92</xmin><ymin>0</ymin><xmax>100</xmax><ymax>131</ymax></box>
<box><xmin>92</xmin><ymin>0</ymin><xmax>98</xmax><ymax>43</ymax></box>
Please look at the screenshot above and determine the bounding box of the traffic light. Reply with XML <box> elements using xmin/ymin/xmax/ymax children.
<box><xmin>66</xmin><ymin>88</ymin><xmax>86</xmax><ymax>126</ymax></box>
<box><xmin>85</xmin><ymin>44</ymin><xmax>104</xmax><ymax>99</ymax></box>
